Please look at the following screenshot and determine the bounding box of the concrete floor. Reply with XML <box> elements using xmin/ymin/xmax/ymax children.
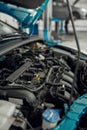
<box><xmin>70</xmin><ymin>0</ymin><xmax>87</xmax><ymax>9</ymax></box>
<box><xmin>60</xmin><ymin>20</ymin><xmax>87</xmax><ymax>54</ymax></box>
<box><xmin>39</xmin><ymin>19</ymin><xmax>87</xmax><ymax>55</ymax></box>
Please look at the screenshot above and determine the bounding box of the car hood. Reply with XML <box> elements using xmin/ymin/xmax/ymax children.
<box><xmin>0</xmin><ymin>0</ymin><xmax>45</xmax><ymax>9</ymax></box>
<box><xmin>0</xmin><ymin>0</ymin><xmax>49</xmax><ymax>30</ymax></box>
<box><xmin>0</xmin><ymin>0</ymin><xmax>87</xmax><ymax>56</ymax></box>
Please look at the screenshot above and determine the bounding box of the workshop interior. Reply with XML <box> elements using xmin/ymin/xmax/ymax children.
<box><xmin>0</xmin><ymin>0</ymin><xmax>87</xmax><ymax>130</ymax></box>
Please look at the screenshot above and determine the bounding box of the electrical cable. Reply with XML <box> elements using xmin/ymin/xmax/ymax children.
<box><xmin>13</xmin><ymin>110</ymin><xmax>35</xmax><ymax>130</ymax></box>
<box><xmin>66</xmin><ymin>0</ymin><xmax>81</xmax><ymax>108</ymax></box>
<box><xmin>25</xmin><ymin>118</ymin><xmax>35</xmax><ymax>130</ymax></box>
<box><xmin>6</xmin><ymin>83</ymin><xmax>44</xmax><ymax>92</ymax></box>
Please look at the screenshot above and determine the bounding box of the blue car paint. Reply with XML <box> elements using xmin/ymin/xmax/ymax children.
<box><xmin>43</xmin><ymin>28</ymin><xmax>60</xmax><ymax>46</ymax></box>
<box><xmin>54</xmin><ymin>94</ymin><xmax>87</xmax><ymax>130</ymax></box>
<box><xmin>0</xmin><ymin>1</ymin><xmax>61</xmax><ymax>45</ymax></box>
<box><xmin>0</xmin><ymin>0</ymin><xmax>49</xmax><ymax>29</ymax></box>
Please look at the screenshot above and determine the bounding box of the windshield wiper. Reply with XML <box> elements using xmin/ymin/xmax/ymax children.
<box><xmin>0</xmin><ymin>32</ymin><xmax>30</xmax><ymax>41</ymax></box>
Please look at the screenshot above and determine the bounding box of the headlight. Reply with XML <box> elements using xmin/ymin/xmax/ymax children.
<box><xmin>81</xmin><ymin>8</ymin><xmax>87</xmax><ymax>13</ymax></box>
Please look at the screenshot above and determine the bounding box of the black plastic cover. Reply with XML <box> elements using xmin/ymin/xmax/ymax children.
<box><xmin>0</xmin><ymin>0</ymin><xmax>44</xmax><ymax>9</ymax></box>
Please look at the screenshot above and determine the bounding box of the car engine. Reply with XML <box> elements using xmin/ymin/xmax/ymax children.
<box><xmin>0</xmin><ymin>41</ymin><xmax>87</xmax><ymax>130</ymax></box>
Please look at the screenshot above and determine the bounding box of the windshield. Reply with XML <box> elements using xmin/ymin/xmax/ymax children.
<box><xmin>0</xmin><ymin>20</ymin><xmax>16</xmax><ymax>35</ymax></box>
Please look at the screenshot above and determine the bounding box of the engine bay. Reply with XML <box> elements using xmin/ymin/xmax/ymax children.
<box><xmin>0</xmin><ymin>41</ymin><xmax>87</xmax><ymax>130</ymax></box>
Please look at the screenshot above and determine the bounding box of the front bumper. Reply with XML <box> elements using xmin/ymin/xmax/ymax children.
<box><xmin>80</xmin><ymin>11</ymin><xmax>87</xmax><ymax>19</ymax></box>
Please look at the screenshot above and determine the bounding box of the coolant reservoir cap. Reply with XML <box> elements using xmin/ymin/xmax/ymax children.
<box><xmin>42</xmin><ymin>109</ymin><xmax>59</xmax><ymax>123</ymax></box>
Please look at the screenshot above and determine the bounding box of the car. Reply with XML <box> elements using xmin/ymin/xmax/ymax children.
<box><xmin>53</xmin><ymin>0</ymin><xmax>87</xmax><ymax>33</ymax></box>
<box><xmin>0</xmin><ymin>1</ymin><xmax>87</xmax><ymax>130</ymax></box>
<box><xmin>53</xmin><ymin>0</ymin><xmax>87</xmax><ymax>20</ymax></box>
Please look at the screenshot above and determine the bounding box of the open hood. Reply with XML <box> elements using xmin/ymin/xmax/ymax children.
<box><xmin>0</xmin><ymin>0</ymin><xmax>45</xmax><ymax>9</ymax></box>
<box><xmin>0</xmin><ymin>0</ymin><xmax>49</xmax><ymax>29</ymax></box>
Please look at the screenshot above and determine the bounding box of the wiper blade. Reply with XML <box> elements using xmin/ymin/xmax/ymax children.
<box><xmin>0</xmin><ymin>32</ymin><xmax>30</xmax><ymax>41</ymax></box>
<box><xmin>0</xmin><ymin>33</ymin><xmax>21</xmax><ymax>38</ymax></box>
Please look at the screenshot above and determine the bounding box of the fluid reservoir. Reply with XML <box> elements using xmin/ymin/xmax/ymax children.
<box><xmin>42</xmin><ymin>108</ymin><xmax>60</xmax><ymax>130</ymax></box>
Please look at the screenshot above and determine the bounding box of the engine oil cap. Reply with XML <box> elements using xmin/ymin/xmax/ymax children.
<box><xmin>42</xmin><ymin>108</ymin><xmax>60</xmax><ymax>123</ymax></box>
